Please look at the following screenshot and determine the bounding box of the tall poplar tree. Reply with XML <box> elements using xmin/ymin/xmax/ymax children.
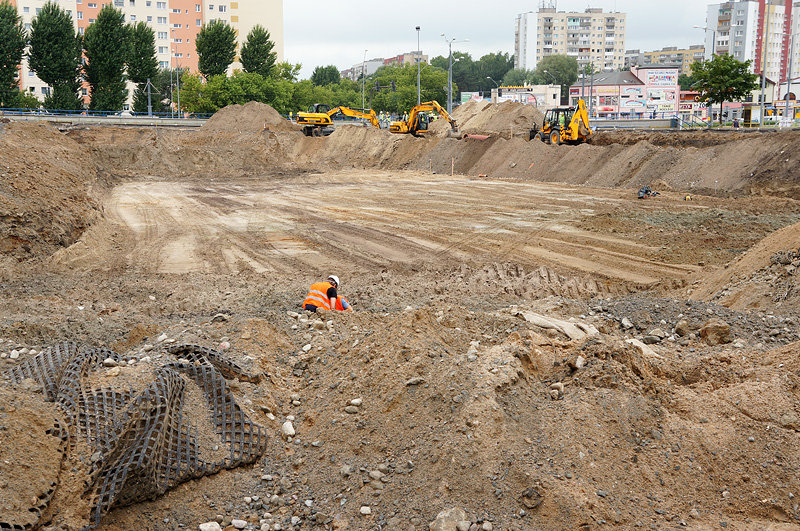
<box><xmin>84</xmin><ymin>5</ymin><xmax>128</xmax><ymax>111</ymax></box>
<box><xmin>240</xmin><ymin>24</ymin><xmax>276</xmax><ymax>78</ymax></box>
<box><xmin>29</xmin><ymin>1</ymin><xmax>83</xmax><ymax>110</ymax></box>
<box><xmin>0</xmin><ymin>1</ymin><xmax>25</xmax><ymax>108</ymax></box>
<box><xmin>196</xmin><ymin>20</ymin><xmax>236</xmax><ymax>78</ymax></box>
<box><xmin>126</xmin><ymin>21</ymin><xmax>158</xmax><ymax>113</ymax></box>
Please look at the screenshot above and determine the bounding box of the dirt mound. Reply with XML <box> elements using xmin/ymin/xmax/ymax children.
<box><xmin>691</xmin><ymin>220</ymin><xmax>800</xmax><ymax>312</ymax></box>
<box><xmin>0</xmin><ymin>122</ymin><xmax>100</xmax><ymax>261</ymax></box>
<box><xmin>201</xmin><ymin>101</ymin><xmax>299</xmax><ymax>134</ymax></box>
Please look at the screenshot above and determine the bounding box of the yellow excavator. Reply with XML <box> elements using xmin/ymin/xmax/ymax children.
<box><xmin>296</xmin><ymin>104</ymin><xmax>380</xmax><ymax>137</ymax></box>
<box><xmin>529</xmin><ymin>98</ymin><xmax>592</xmax><ymax>145</ymax></box>
<box><xmin>390</xmin><ymin>100</ymin><xmax>458</xmax><ymax>137</ymax></box>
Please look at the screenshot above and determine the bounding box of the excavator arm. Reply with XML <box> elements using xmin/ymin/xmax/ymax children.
<box><xmin>570</xmin><ymin>99</ymin><xmax>592</xmax><ymax>138</ymax></box>
<box><xmin>328</xmin><ymin>106</ymin><xmax>380</xmax><ymax>128</ymax></box>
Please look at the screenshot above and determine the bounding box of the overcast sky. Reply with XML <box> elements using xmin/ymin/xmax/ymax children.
<box><xmin>284</xmin><ymin>0</ymin><xmax>711</xmax><ymax>79</ymax></box>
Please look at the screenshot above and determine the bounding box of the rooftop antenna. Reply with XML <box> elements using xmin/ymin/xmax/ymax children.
<box><xmin>539</xmin><ymin>0</ymin><xmax>556</xmax><ymax>9</ymax></box>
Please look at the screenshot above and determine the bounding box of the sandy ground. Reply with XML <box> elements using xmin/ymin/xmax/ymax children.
<box><xmin>4</xmin><ymin>105</ymin><xmax>800</xmax><ymax>530</ymax></box>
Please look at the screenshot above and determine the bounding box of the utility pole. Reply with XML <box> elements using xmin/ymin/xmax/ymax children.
<box><xmin>760</xmin><ymin>6</ymin><xmax>771</xmax><ymax>127</ymax></box>
<box><xmin>176</xmin><ymin>67</ymin><xmax>181</xmax><ymax>117</ymax></box>
<box><xmin>416</xmin><ymin>26</ymin><xmax>421</xmax><ymax>105</ymax></box>
<box><xmin>146</xmin><ymin>78</ymin><xmax>152</xmax><ymax>117</ymax></box>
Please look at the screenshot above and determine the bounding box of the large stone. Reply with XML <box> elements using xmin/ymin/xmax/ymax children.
<box><xmin>199</xmin><ymin>523</ymin><xmax>223</xmax><ymax>531</ymax></box>
<box><xmin>429</xmin><ymin>508</ymin><xmax>469</xmax><ymax>531</ymax></box>
<box><xmin>699</xmin><ymin>318</ymin><xmax>732</xmax><ymax>345</ymax></box>
<box><xmin>674</xmin><ymin>319</ymin><xmax>690</xmax><ymax>337</ymax></box>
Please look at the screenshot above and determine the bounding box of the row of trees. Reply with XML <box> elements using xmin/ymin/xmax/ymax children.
<box><xmin>0</xmin><ymin>0</ymin><xmax>278</xmax><ymax>112</ymax></box>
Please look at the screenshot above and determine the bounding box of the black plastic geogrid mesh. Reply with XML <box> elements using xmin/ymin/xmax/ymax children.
<box><xmin>2</xmin><ymin>342</ymin><xmax>267</xmax><ymax>529</ymax></box>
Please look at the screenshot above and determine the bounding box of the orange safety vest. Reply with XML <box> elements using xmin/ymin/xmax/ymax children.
<box><xmin>303</xmin><ymin>281</ymin><xmax>336</xmax><ymax>310</ymax></box>
<box><xmin>335</xmin><ymin>296</ymin><xmax>350</xmax><ymax>311</ymax></box>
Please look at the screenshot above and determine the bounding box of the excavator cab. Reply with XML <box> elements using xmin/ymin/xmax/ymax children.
<box><xmin>307</xmin><ymin>103</ymin><xmax>331</xmax><ymax>114</ymax></box>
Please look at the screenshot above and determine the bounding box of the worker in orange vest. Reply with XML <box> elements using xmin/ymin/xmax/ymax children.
<box><xmin>335</xmin><ymin>295</ymin><xmax>353</xmax><ymax>312</ymax></box>
<box><xmin>303</xmin><ymin>275</ymin><xmax>341</xmax><ymax>313</ymax></box>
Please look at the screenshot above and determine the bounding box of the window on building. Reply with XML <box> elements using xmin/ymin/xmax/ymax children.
<box><xmin>172</xmin><ymin>8</ymin><xmax>180</xmax><ymax>13</ymax></box>
<box><xmin>79</xmin><ymin>27</ymin><xmax>85</xmax><ymax>34</ymax></box>
<box><xmin>146</xmin><ymin>0</ymin><xmax>151</xmax><ymax>5</ymax></box>
<box><xmin>23</xmin><ymin>6</ymin><xmax>29</xmax><ymax>12</ymax></box>
<box><xmin>158</xmin><ymin>31</ymin><xmax>167</xmax><ymax>38</ymax></box>
<box><xmin>173</xmin><ymin>23</ymin><xmax>181</xmax><ymax>28</ymax></box>
<box><xmin>218</xmin><ymin>5</ymin><xmax>226</xmax><ymax>12</ymax></box>
<box><xmin>88</xmin><ymin>18</ymin><xmax>95</xmax><ymax>23</ymax></box>
<box><xmin>114</xmin><ymin>0</ymin><xmax>123</xmax><ymax>6</ymax></box>
<box><xmin>157</xmin><ymin>1</ymin><xmax>166</xmax><ymax>8</ymax></box>
<box><xmin>130</xmin><ymin>0</ymin><xmax>135</xmax><ymax>5</ymax></box>
<box><xmin>158</xmin><ymin>16</ymin><xmax>166</xmax><ymax>23</ymax></box>
<box><xmin>130</xmin><ymin>14</ymin><xmax>136</xmax><ymax>20</ymax></box>
<box><xmin>159</xmin><ymin>46</ymin><xmax>167</xmax><ymax>53</ymax></box>
<box><xmin>196</xmin><ymin>18</ymin><xmax>201</xmax><ymax>26</ymax></box>
<box><xmin>35</xmin><ymin>7</ymin><xmax>41</xmax><ymax>13</ymax></box>
<box><xmin>77</xmin><ymin>11</ymin><xmax>83</xmax><ymax>19</ymax></box>
<box><xmin>209</xmin><ymin>4</ymin><xmax>214</xmax><ymax>10</ymax></box>
<box><xmin>88</xmin><ymin>2</ymin><xmax>96</xmax><ymax>7</ymax></box>
<box><xmin>82</xmin><ymin>88</ymin><xmax>88</xmax><ymax>96</ymax></box>
<box><xmin>147</xmin><ymin>15</ymin><xmax>152</xmax><ymax>21</ymax></box>
<box><xmin>196</xmin><ymin>4</ymin><xmax>201</xmax><ymax>11</ymax></box>
<box><xmin>159</xmin><ymin>60</ymin><xmax>169</xmax><ymax>68</ymax></box>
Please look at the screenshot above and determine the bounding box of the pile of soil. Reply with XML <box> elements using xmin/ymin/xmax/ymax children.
<box><xmin>201</xmin><ymin>101</ymin><xmax>300</xmax><ymax>134</ymax></box>
<box><xmin>0</xmin><ymin>122</ymin><xmax>100</xmax><ymax>261</ymax></box>
<box><xmin>691</xmin><ymin>220</ymin><xmax>800</xmax><ymax>312</ymax></box>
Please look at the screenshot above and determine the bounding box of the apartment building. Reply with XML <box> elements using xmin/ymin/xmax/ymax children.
<box><xmin>626</xmin><ymin>46</ymin><xmax>706</xmax><ymax>75</ymax></box>
<box><xmin>514</xmin><ymin>6</ymin><xmax>626</xmax><ymax>72</ymax></box>
<box><xmin>704</xmin><ymin>0</ymin><xmax>797</xmax><ymax>85</ymax></box>
<box><xmin>10</xmin><ymin>0</ymin><xmax>283</xmax><ymax>102</ymax></box>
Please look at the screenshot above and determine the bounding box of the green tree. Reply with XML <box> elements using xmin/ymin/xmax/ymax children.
<box><xmin>240</xmin><ymin>24</ymin><xmax>276</xmax><ymax>78</ymax></box>
<box><xmin>17</xmin><ymin>90</ymin><xmax>41</xmax><ymax>108</ymax></box>
<box><xmin>502</xmin><ymin>68</ymin><xmax>537</xmax><ymax>86</ymax></box>
<box><xmin>477</xmin><ymin>52</ymin><xmax>514</xmax><ymax>92</ymax></box>
<box><xmin>678</xmin><ymin>72</ymin><xmax>698</xmax><ymax>92</ymax></box>
<box><xmin>691</xmin><ymin>54</ymin><xmax>758</xmax><ymax>124</ymax></box>
<box><xmin>126</xmin><ymin>22</ymin><xmax>157</xmax><ymax>114</ymax></box>
<box><xmin>0</xmin><ymin>1</ymin><xmax>25</xmax><ymax>108</ymax></box>
<box><xmin>29</xmin><ymin>2</ymin><xmax>83</xmax><ymax>110</ymax></box>
<box><xmin>196</xmin><ymin>20</ymin><xmax>236</xmax><ymax>78</ymax></box>
<box><xmin>275</xmin><ymin>61</ymin><xmax>301</xmax><ymax>82</ymax></box>
<box><xmin>310</xmin><ymin>65</ymin><xmax>340</xmax><ymax>86</ymax></box>
<box><xmin>83</xmin><ymin>5</ymin><xmax>128</xmax><ymax>111</ymax></box>
<box><xmin>369</xmin><ymin>64</ymin><xmax>448</xmax><ymax>113</ymax></box>
<box><xmin>536</xmin><ymin>54</ymin><xmax>578</xmax><ymax>104</ymax></box>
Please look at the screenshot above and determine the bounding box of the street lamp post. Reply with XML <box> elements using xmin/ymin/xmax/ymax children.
<box><xmin>542</xmin><ymin>69</ymin><xmax>557</xmax><ymax>85</ymax></box>
<box><xmin>786</xmin><ymin>32</ymin><xmax>795</xmax><ymax>123</ymax></box>
<box><xmin>442</xmin><ymin>34</ymin><xmax>469</xmax><ymax>114</ymax></box>
<box><xmin>760</xmin><ymin>7</ymin><xmax>771</xmax><ymax>127</ymax></box>
<box><xmin>361</xmin><ymin>49</ymin><xmax>368</xmax><ymax>111</ymax></box>
<box><xmin>416</xmin><ymin>26</ymin><xmax>421</xmax><ymax>106</ymax></box>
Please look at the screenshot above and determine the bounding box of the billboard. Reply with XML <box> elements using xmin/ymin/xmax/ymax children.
<box><xmin>645</xmin><ymin>70</ymin><xmax>679</xmax><ymax>87</ymax></box>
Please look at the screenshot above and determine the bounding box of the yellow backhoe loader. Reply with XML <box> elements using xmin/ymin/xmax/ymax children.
<box><xmin>529</xmin><ymin>98</ymin><xmax>592</xmax><ymax>145</ymax></box>
<box><xmin>390</xmin><ymin>100</ymin><xmax>459</xmax><ymax>137</ymax></box>
<box><xmin>296</xmin><ymin>104</ymin><xmax>380</xmax><ymax>137</ymax></box>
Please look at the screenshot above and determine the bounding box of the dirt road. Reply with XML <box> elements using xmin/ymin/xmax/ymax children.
<box><xmin>54</xmin><ymin>170</ymin><xmax>709</xmax><ymax>286</ymax></box>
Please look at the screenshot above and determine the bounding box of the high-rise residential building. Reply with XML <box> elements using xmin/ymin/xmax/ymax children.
<box><xmin>9</xmin><ymin>0</ymin><xmax>283</xmax><ymax>103</ymax></box>
<box><xmin>514</xmin><ymin>4</ymin><xmax>626</xmax><ymax>72</ymax></box>
<box><xmin>704</xmin><ymin>0</ymin><xmax>795</xmax><ymax>88</ymax></box>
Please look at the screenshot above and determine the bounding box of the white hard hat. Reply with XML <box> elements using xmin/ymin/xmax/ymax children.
<box><xmin>327</xmin><ymin>275</ymin><xmax>340</xmax><ymax>287</ymax></box>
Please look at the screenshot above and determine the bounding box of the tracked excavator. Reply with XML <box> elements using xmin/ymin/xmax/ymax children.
<box><xmin>296</xmin><ymin>104</ymin><xmax>380</xmax><ymax>137</ymax></box>
<box><xmin>390</xmin><ymin>100</ymin><xmax>459</xmax><ymax>137</ymax></box>
<box><xmin>529</xmin><ymin>98</ymin><xmax>593</xmax><ymax>145</ymax></box>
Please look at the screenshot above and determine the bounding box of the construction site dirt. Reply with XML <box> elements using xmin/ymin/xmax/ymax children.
<box><xmin>3</xmin><ymin>101</ymin><xmax>800</xmax><ymax>530</ymax></box>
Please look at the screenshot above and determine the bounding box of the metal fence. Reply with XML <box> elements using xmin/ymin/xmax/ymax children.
<box><xmin>0</xmin><ymin>107</ymin><xmax>213</xmax><ymax>120</ymax></box>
